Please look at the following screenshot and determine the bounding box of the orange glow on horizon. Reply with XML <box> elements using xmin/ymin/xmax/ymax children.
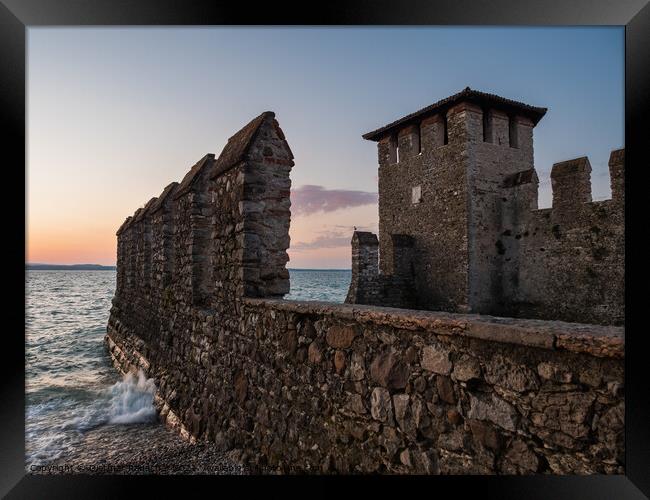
<box><xmin>27</xmin><ymin>223</ymin><xmax>118</xmax><ymax>266</ymax></box>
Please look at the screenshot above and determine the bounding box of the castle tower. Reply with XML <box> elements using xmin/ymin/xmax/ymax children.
<box><xmin>360</xmin><ymin>87</ymin><xmax>547</xmax><ymax>314</ymax></box>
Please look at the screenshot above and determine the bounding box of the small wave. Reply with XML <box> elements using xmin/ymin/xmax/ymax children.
<box><xmin>107</xmin><ymin>370</ymin><xmax>157</xmax><ymax>424</ymax></box>
<box><xmin>25</xmin><ymin>369</ymin><xmax>159</xmax><ymax>466</ymax></box>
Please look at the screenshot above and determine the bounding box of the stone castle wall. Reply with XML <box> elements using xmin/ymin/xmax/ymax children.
<box><xmin>107</xmin><ymin>112</ymin><xmax>624</xmax><ymax>475</ymax></box>
<box><xmin>108</xmin><ymin>297</ymin><xmax>624</xmax><ymax>475</ymax></box>
<box><xmin>351</xmin><ymin>100</ymin><xmax>624</xmax><ymax>326</ymax></box>
<box><xmin>496</xmin><ymin>152</ymin><xmax>625</xmax><ymax>325</ymax></box>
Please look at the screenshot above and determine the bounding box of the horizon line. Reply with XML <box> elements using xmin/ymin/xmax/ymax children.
<box><xmin>26</xmin><ymin>262</ymin><xmax>351</xmax><ymax>271</ymax></box>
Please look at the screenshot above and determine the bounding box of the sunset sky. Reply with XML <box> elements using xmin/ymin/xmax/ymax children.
<box><xmin>27</xmin><ymin>27</ymin><xmax>623</xmax><ymax>268</ymax></box>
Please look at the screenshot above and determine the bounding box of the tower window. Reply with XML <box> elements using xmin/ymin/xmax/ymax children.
<box><xmin>443</xmin><ymin>116</ymin><xmax>448</xmax><ymax>145</ymax></box>
<box><xmin>416</xmin><ymin>124</ymin><xmax>422</xmax><ymax>154</ymax></box>
<box><xmin>483</xmin><ymin>109</ymin><xmax>492</xmax><ymax>143</ymax></box>
<box><xmin>509</xmin><ymin>116</ymin><xmax>519</xmax><ymax>148</ymax></box>
<box><xmin>388</xmin><ymin>135</ymin><xmax>398</xmax><ymax>163</ymax></box>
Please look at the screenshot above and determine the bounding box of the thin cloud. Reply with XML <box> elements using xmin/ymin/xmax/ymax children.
<box><xmin>291</xmin><ymin>224</ymin><xmax>375</xmax><ymax>252</ymax></box>
<box><xmin>291</xmin><ymin>185</ymin><xmax>378</xmax><ymax>216</ymax></box>
<box><xmin>292</xmin><ymin>232</ymin><xmax>350</xmax><ymax>251</ymax></box>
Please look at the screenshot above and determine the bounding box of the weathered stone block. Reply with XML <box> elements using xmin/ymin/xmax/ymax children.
<box><xmin>468</xmin><ymin>419</ymin><xmax>501</xmax><ymax>451</ymax></box>
<box><xmin>467</xmin><ymin>393</ymin><xmax>518</xmax><ymax>432</ymax></box>
<box><xmin>499</xmin><ymin>440</ymin><xmax>539</xmax><ymax>474</ymax></box>
<box><xmin>436</xmin><ymin>375</ymin><xmax>456</xmax><ymax>404</ymax></box>
<box><xmin>393</xmin><ymin>393</ymin><xmax>417</xmax><ymax>438</ymax></box>
<box><xmin>370</xmin><ymin>387</ymin><xmax>393</xmax><ymax>423</ymax></box>
<box><xmin>451</xmin><ymin>354</ymin><xmax>481</xmax><ymax>382</ymax></box>
<box><xmin>421</xmin><ymin>344</ymin><xmax>452</xmax><ymax>374</ymax></box>
<box><xmin>370</xmin><ymin>349</ymin><xmax>410</xmax><ymax>389</ymax></box>
<box><xmin>308</xmin><ymin>341</ymin><xmax>323</xmax><ymax>364</ymax></box>
<box><xmin>484</xmin><ymin>353</ymin><xmax>539</xmax><ymax>392</ymax></box>
<box><xmin>343</xmin><ymin>393</ymin><xmax>366</xmax><ymax>416</ymax></box>
<box><xmin>326</xmin><ymin>324</ymin><xmax>358</xmax><ymax>349</ymax></box>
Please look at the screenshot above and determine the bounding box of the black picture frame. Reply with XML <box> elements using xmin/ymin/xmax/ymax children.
<box><xmin>4</xmin><ymin>1</ymin><xmax>648</xmax><ymax>497</ymax></box>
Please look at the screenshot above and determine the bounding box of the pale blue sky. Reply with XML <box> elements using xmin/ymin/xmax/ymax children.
<box><xmin>28</xmin><ymin>27</ymin><xmax>623</xmax><ymax>267</ymax></box>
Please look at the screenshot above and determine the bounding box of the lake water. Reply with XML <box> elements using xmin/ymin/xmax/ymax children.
<box><xmin>285</xmin><ymin>269</ymin><xmax>351</xmax><ymax>302</ymax></box>
<box><xmin>25</xmin><ymin>269</ymin><xmax>351</xmax><ymax>466</ymax></box>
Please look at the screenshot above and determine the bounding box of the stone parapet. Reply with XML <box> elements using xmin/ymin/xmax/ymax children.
<box><xmin>106</xmin><ymin>294</ymin><xmax>624</xmax><ymax>474</ymax></box>
<box><xmin>245</xmin><ymin>298</ymin><xmax>624</xmax><ymax>358</ymax></box>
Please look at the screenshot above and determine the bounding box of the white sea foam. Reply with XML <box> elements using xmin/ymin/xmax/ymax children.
<box><xmin>107</xmin><ymin>369</ymin><xmax>157</xmax><ymax>424</ymax></box>
<box><xmin>25</xmin><ymin>370</ymin><xmax>158</xmax><ymax>466</ymax></box>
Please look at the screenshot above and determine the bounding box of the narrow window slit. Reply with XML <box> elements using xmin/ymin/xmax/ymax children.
<box><xmin>443</xmin><ymin>116</ymin><xmax>448</xmax><ymax>145</ymax></box>
<box><xmin>509</xmin><ymin>116</ymin><xmax>518</xmax><ymax>148</ymax></box>
<box><xmin>483</xmin><ymin>109</ymin><xmax>492</xmax><ymax>143</ymax></box>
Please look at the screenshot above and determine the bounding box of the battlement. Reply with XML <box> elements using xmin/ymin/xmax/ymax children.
<box><xmin>345</xmin><ymin>230</ymin><xmax>417</xmax><ymax>308</ymax></box>
<box><xmin>550</xmin><ymin>156</ymin><xmax>592</xmax><ymax>210</ymax></box>
<box><xmin>498</xmin><ymin>149</ymin><xmax>625</xmax><ymax>216</ymax></box>
<box><xmin>349</xmin><ymin>88</ymin><xmax>624</xmax><ymax>326</ymax></box>
<box><xmin>364</xmin><ymin>87</ymin><xmax>546</xmax><ymax>142</ymax></box>
<box><xmin>609</xmin><ymin>148</ymin><xmax>625</xmax><ymax>204</ymax></box>
<box><xmin>517</xmin><ymin>148</ymin><xmax>622</xmax><ymax>210</ymax></box>
<box><xmin>113</xmin><ymin>111</ymin><xmax>293</xmax><ymax>319</ymax></box>
<box><xmin>369</xmin><ymin>88</ymin><xmax>544</xmax><ymax>169</ymax></box>
<box><xmin>150</xmin><ymin>182</ymin><xmax>179</xmax><ymax>214</ymax></box>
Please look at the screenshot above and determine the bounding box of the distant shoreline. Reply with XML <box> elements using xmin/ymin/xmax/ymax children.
<box><xmin>288</xmin><ymin>268</ymin><xmax>350</xmax><ymax>272</ymax></box>
<box><xmin>26</xmin><ymin>264</ymin><xmax>117</xmax><ymax>271</ymax></box>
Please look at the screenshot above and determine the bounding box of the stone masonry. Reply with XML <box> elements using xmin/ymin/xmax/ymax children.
<box><xmin>347</xmin><ymin>87</ymin><xmax>624</xmax><ymax>326</ymax></box>
<box><xmin>107</xmin><ymin>107</ymin><xmax>624</xmax><ymax>475</ymax></box>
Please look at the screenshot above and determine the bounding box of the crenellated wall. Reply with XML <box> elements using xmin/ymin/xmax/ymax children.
<box><xmin>110</xmin><ymin>110</ymin><xmax>294</xmax><ymax>377</ymax></box>
<box><xmin>497</xmin><ymin>151</ymin><xmax>625</xmax><ymax>325</ymax></box>
<box><xmin>107</xmin><ymin>109</ymin><xmax>624</xmax><ymax>475</ymax></box>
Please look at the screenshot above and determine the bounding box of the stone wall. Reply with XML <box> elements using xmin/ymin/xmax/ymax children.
<box><xmin>107</xmin><ymin>110</ymin><xmax>624</xmax><ymax>475</ymax></box>
<box><xmin>108</xmin><ymin>296</ymin><xmax>624</xmax><ymax>474</ymax></box>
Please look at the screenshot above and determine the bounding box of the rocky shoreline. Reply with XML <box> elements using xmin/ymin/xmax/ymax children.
<box><xmin>28</xmin><ymin>422</ymin><xmax>246</xmax><ymax>475</ymax></box>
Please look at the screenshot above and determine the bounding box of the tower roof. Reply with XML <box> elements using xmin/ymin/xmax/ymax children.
<box><xmin>362</xmin><ymin>87</ymin><xmax>547</xmax><ymax>142</ymax></box>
